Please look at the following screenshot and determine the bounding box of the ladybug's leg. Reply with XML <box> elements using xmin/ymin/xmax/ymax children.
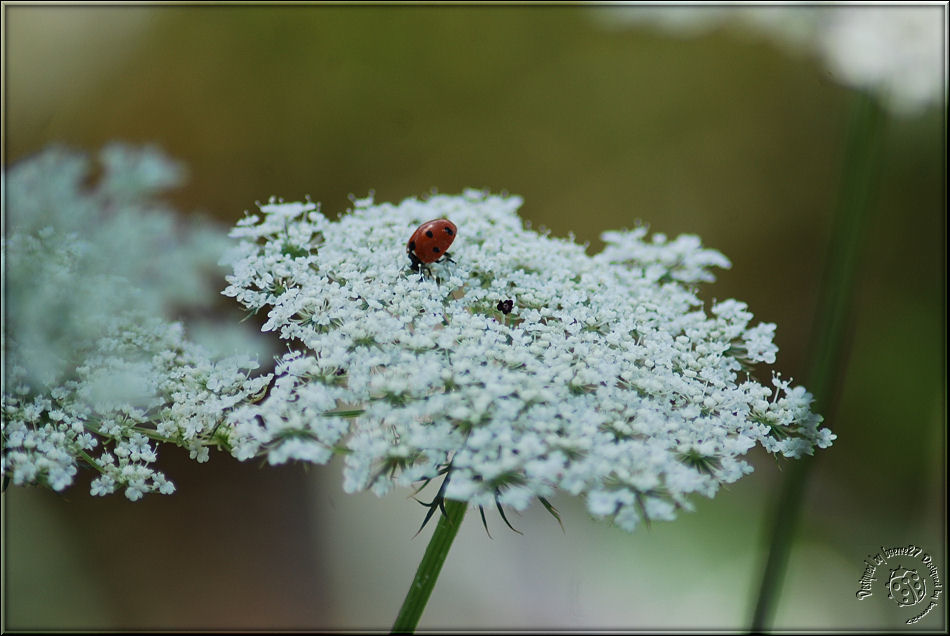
<box><xmin>408</xmin><ymin>252</ymin><xmax>432</xmax><ymax>280</ymax></box>
<box><xmin>438</xmin><ymin>252</ymin><xmax>454</xmax><ymax>264</ymax></box>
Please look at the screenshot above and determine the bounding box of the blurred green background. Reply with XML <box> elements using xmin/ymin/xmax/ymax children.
<box><xmin>2</xmin><ymin>5</ymin><xmax>944</xmax><ymax>631</ymax></box>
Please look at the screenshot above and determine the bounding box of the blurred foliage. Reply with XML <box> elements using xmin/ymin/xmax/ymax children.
<box><xmin>3</xmin><ymin>5</ymin><xmax>944</xmax><ymax>630</ymax></box>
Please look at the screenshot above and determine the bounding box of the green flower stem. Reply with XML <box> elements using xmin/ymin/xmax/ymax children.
<box><xmin>750</xmin><ymin>90</ymin><xmax>886</xmax><ymax>631</ymax></box>
<box><xmin>392</xmin><ymin>498</ymin><xmax>467</xmax><ymax>634</ymax></box>
<box><xmin>77</xmin><ymin>448</ymin><xmax>106</xmax><ymax>473</ymax></box>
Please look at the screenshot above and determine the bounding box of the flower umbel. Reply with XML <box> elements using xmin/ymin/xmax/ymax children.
<box><xmin>2</xmin><ymin>146</ymin><xmax>270</xmax><ymax>499</ymax></box>
<box><xmin>223</xmin><ymin>191</ymin><xmax>834</xmax><ymax>531</ymax></box>
<box><xmin>596</xmin><ymin>6</ymin><xmax>944</xmax><ymax>116</ymax></box>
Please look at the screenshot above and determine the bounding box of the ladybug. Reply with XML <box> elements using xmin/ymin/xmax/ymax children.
<box><xmin>407</xmin><ymin>218</ymin><xmax>457</xmax><ymax>274</ymax></box>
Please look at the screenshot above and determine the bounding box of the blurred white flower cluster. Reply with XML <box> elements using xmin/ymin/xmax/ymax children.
<box><xmin>596</xmin><ymin>5</ymin><xmax>945</xmax><ymax>115</ymax></box>
<box><xmin>2</xmin><ymin>145</ymin><xmax>270</xmax><ymax>500</ymax></box>
<box><xmin>221</xmin><ymin>191</ymin><xmax>834</xmax><ymax>531</ymax></box>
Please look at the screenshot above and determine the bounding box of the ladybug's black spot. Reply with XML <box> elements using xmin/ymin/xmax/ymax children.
<box><xmin>425</xmin><ymin>230</ymin><xmax>434</xmax><ymax>238</ymax></box>
<box><xmin>408</xmin><ymin>240</ymin><xmax>416</xmax><ymax>251</ymax></box>
<box><xmin>432</xmin><ymin>246</ymin><xmax>441</xmax><ymax>253</ymax></box>
<box><xmin>444</xmin><ymin>227</ymin><xmax>454</xmax><ymax>236</ymax></box>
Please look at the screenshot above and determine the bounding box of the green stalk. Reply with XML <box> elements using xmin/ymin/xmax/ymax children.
<box><xmin>750</xmin><ymin>90</ymin><xmax>886</xmax><ymax>631</ymax></box>
<box><xmin>392</xmin><ymin>498</ymin><xmax>467</xmax><ymax>634</ymax></box>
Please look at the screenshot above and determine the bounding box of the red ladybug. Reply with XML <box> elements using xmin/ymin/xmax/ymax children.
<box><xmin>407</xmin><ymin>218</ymin><xmax>457</xmax><ymax>273</ymax></box>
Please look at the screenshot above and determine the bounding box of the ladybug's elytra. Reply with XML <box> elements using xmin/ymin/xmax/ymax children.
<box><xmin>407</xmin><ymin>218</ymin><xmax>457</xmax><ymax>273</ymax></box>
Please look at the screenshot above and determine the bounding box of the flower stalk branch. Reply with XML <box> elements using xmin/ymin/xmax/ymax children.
<box><xmin>750</xmin><ymin>89</ymin><xmax>886</xmax><ymax>631</ymax></box>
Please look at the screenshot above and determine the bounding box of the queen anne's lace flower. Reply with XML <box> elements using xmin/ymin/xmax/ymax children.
<box><xmin>222</xmin><ymin>191</ymin><xmax>834</xmax><ymax>531</ymax></box>
<box><xmin>2</xmin><ymin>145</ymin><xmax>834</xmax><ymax>524</ymax></box>
<box><xmin>2</xmin><ymin>146</ymin><xmax>270</xmax><ymax>500</ymax></box>
<box><xmin>597</xmin><ymin>6</ymin><xmax>944</xmax><ymax>115</ymax></box>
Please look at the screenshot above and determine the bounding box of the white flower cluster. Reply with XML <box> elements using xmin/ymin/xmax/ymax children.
<box><xmin>596</xmin><ymin>5</ymin><xmax>945</xmax><ymax>115</ymax></box>
<box><xmin>2</xmin><ymin>146</ymin><xmax>270</xmax><ymax>500</ymax></box>
<box><xmin>222</xmin><ymin>191</ymin><xmax>834</xmax><ymax>531</ymax></box>
<box><xmin>2</xmin><ymin>145</ymin><xmax>835</xmax><ymax>522</ymax></box>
